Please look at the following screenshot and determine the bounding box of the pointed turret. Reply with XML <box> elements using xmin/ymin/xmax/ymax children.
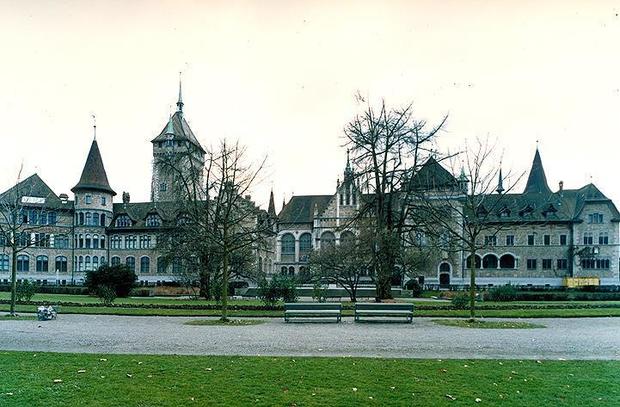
<box><xmin>523</xmin><ymin>148</ymin><xmax>551</xmax><ymax>195</ymax></box>
<box><xmin>165</xmin><ymin>116</ymin><xmax>175</xmax><ymax>136</ymax></box>
<box><xmin>268</xmin><ymin>189</ymin><xmax>276</xmax><ymax>218</ymax></box>
<box><xmin>176</xmin><ymin>75</ymin><xmax>184</xmax><ymax>114</ymax></box>
<box><xmin>72</xmin><ymin>139</ymin><xmax>116</xmax><ymax>195</ymax></box>
<box><xmin>496</xmin><ymin>168</ymin><xmax>505</xmax><ymax>194</ymax></box>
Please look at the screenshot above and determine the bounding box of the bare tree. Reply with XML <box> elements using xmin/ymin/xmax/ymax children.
<box><xmin>0</xmin><ymin>167</ymin><xmax>54</xmax><ymax>316</ymax></box>
<box><xmin>344</xmin><ymin>99</ymin><xmax>447</xmax><ymax>300</ymax></box>
<box><xmin>156</xmin><ymin>140</ymin><xmax>270</xmax><ymax>321</ymax></box>
<box><xmin>411</xmin><ymin>138</ymin><xmax>523</xmax><ymax>320</ymax></box>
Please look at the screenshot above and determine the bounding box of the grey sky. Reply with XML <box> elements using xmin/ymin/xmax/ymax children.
<box><xmin>1</xmin><ymin>1</ymin><xmax>619</xmax><ymax>210</ymax></box>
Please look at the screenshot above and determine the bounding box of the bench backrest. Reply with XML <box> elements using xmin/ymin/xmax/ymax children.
<box><xmin>285</xmin><ymin>303</ymin><xmax>342</xmax><ymax>311</ymax></box>
<box><xmin>355</xmin><ymin>303</ymin><xmax>414</xmax><ymax>311</ymax></box>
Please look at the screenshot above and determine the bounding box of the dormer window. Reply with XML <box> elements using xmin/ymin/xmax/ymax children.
<box><xmin>499</xmin><ymin>206</ymin><xmax>511</xmax><ymax>218</ymax></box>
<box><xmin>542</xmin><ymin>204</ymin><xmax>557</xmax><ymax>217</ymax></box>
<box><xmin>519</xmin><ymin>204</ymin><xmax>534</xmax><ymax>217</ymax></box>
<box><xmin>115</xmin><ymin>215</ymin><xmax>132</xmax><ymax>228</ymax></box>
<box><xmin>476</xmin><ymin>204</ymin><xmax>489</xmax><ymax>216</ymax></box>
<box><xmin>146</xmin><ymin>214</ymin><xmax>161</xmax><ymax>227</ymax></box>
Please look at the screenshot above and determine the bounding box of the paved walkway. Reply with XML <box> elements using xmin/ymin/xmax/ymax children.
<box><xmin>1</xmin><ymin>315</ymin><xmax>619</xmax><ymax>360</ymax></box>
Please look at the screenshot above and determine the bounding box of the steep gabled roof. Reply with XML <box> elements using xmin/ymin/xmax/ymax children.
<box><xmin>151</xmin><ymin>111</ymin><xmax>206</xmax><ymax>154</ymax></box>
<box><xmin>409</xmin><ymin>157</ymin><xmax>458</xmax><ymax>191</ymax></box>
<box><xmin>72</xmin><ymin>140</ymin><xmax>116</xmax><ymax>195</ymax></box>
<box><xmin>110</xmin><ymin>201</ymin><xmax>180</xmax><ymax>230</ymax></box>
<box><xmin>0</xmin><ymin>173</ymin><xmax>66</xmax><ymax>208</ymax></box>
<box><xmin>523</xmin><ymin>149</ymin><xmax>551</xmax><ymax>195</ymax></box>
<box><xmin>278</xmin><ymin>195</ymin><xmax>332</xmax><ymax>224</ymax></box>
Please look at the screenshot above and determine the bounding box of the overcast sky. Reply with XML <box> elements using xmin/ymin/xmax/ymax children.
<box><xmin>1</xmin><ymin>1</ymin><xmax>619</xmax><ymax>211</ymax></box>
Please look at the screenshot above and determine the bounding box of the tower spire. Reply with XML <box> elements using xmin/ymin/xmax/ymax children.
<box><xmin>176</xmin><ymin>72</ymin><xmax>184</xmax><ymax>114</ymax></box>
<box><xmin>268</xmin><ymin>189</ymin><xmax>276</xmax><ymax>218</ymax></box>
<box><xmin>496</xmin><ymin>167</ymin><xmax>505</xmax><ymax>194</ymax></box>
<box><xmin>523</xmin><ymin>146</ymin><xmax>551</xmax><ymax>195</ymax></box>
<box><xmin>92</xmin><ymin>114</ymin><xmax>97</xmax><ymax>140</ymax></box>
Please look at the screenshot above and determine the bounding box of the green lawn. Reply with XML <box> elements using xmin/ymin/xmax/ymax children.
<box><xmin>0</xmin><ymin>352</ymin><xmax>617</xmax><ymax>406</ymax></box>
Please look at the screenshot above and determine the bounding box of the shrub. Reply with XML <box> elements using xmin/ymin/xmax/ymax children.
<box><xmin>312</xmin><ymin>281</ymin><xmax>327</xmax><ymax>303</ymax></box>
<box><xmin>16</xmin><ymin>280</ymin><xmax>37</xmax><ymax>301</ymax></box>
<box><xmin>451</xmin><ymin>293</ymin><xmax>470</xmax><ymax>309</ymax></box>
<box><xmin>485</xmin><ymin>284</ymin><xmax>517</xmax><ymax>302</ymax></box>
<box><xmin>85</xmin><ymin>264</ymin><xmax>137</xmax><ymax>298</ymax></box>
<box><xmin>405</xmin><ymin>280</ymin><xmax>423</xmax><ymax>298</ymax></box>
<box><xmin>258</xmin><ymin>275</ymin><xmax>298</xmax><ymax>306</ymax></box>
<box><xmin>97</xmin><ymin>285</ymin><xmax>117</xmax><ymax>305</ymax></box>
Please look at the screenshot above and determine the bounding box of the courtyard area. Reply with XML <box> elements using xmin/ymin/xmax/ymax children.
<box><xmin>1</xmin><ymin>314</ymin><xmax>619</xmax><ymax>360</ymax></box>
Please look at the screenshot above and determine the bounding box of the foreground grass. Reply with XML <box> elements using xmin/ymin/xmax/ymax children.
<box><xmin>183</xmin><ymin>319</ymin><xmax>265</xmax><ymax>326</ymax></box>
<box><xmin>432</xmin><ymin>319</ymin><xmax>546</xmax><ymax>329</ymax></box>
<box><xmin>0</xmin><ymin>352</ymin><xmax>617</xmax><ymax>406</ymax></box>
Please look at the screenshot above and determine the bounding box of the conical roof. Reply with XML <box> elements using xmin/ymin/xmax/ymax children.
<box><xmin>268</xmin><ymin>189</ymin><xmax>276</xmax><ymax>217</ymax></box>
<box><xmin>151</xmin><ymin>111</ymin><xmax>205</xmax><ymax>153</ymax></box>
<box><xmin>523</xmin><ymin>149</ymin><xmax>551</xmax><ymax>195</ymax></box>
<box><xmin>71</xmin><ymin>140</ymin><xmax>116</xmax><ymax>195</ymax></box>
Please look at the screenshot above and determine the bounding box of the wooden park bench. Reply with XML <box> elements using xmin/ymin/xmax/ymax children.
<box><xmin>354</xmin><ymin>303</ymin><xmax>414</xmax><ymax>323</ymax></box>
<box><xmin>284</xmin><ymin>303</ymin><xmax>342</xmax><ymax>322</ymax></box>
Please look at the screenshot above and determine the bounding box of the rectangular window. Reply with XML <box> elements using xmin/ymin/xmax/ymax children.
<box><xmin>101</xmin><ymin>196</ymin><xmax>107</xmax><ymax>206</ymax></box>
<box><xmin>526</xmin><ymin>259</ymin><xmax>537</xmax><ymax>270</ymax></box>
<box><xmin>542</xmin><ymin>259</ymin><xmax>552</xmax><ymax>270</ymax></box>
<box><xmin>557</xmin><ymin>259</ymin><xmax>568</xmax><ymax>270</ymax></box>
<box><xmin>527</xmin><ymin>235</ymin><xmax>535</xmax><ymax>246</ymax></box>
<box><xmin>543</xmin><ymin>235</ymin><xmax>550</xmax><ymax>246</ymax></box>
<box><xmin>505</xmin><ymin>235</ymin><xmax>515</xmax><ymax>246</ymax></box>
<box><xmin>560</xmin><ymin>234</ymin><xmax>567</xmax><ymax>245</ymax></box>
<box><xmin>583</xmin><ymin>233</ymin><xmax>593</xmax><ymax>245</ymax></box>
<box><xmin>484</xmin><ymin>235</ymin><xmax>497</xmax><ymax>246</ymax></box>
<box><xmin>599</xmin><ymin>233</ymin><xmax>609</xmax><ymax>245</ymax></box>
<box><xmin>85</xmin><ymin>195</ymin><xmax>92</xmax><ymax>204</ymax></box>
<box><xmin>589</xmin><ymin>213</ymin><xmax>604</xmax><ymax>224</ymax></box>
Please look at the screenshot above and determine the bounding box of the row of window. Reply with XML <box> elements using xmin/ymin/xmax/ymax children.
<box><xmin>114</xmin><ymin>214</ymin><xmax>161</xmax><ymax>228</ymax></box>
<box><xmin>110</xmin><ymin>235</ymin><xmax>155</xmax><ymax>249</ymax></box>
<box><xmin>75</xmin><ymin>234</ymin><xmax>106</xmax><ymax>249</ymax></box>
<box><xmin>280</xmin><ymin>231</ymin><xmax>355</xmax><ymax>261</ymax></box>
<box><xmin>485</xmin><ymin>232</ymin><xmax>610</xmax><ymax>247</ymax></box>
<box><xmin>19</xmin><ymin>209</ymin><xmax>58</xmax><ymax>225</ymax></box>
<box><xmin>0</xmin><ymin>233</ymin><xmax>70</xmax><ymax>249</ymax></box>
<box><xmin>0</xmin><ymin>255</ymin><xmax>68</xmax><ymax>273</ymax></box>
<box><xmin>82</xmin><ymin>194</ymin><xmax>107</xmax><ymax>206</ymax></box>
<box><xmin>75</xmin><ymin>211</ymin><xmax>107</xmax><ymax>227</ymax></box>
<box><xmin>109</xmin><ymin>256</ymin><xmax>177</xmax><ymax>274</ymax></box>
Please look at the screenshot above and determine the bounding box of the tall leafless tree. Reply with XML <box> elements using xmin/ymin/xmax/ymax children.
<box><xmin>344</xmin><ymin>99</ymin><xmax>447</xmax><ymax>300</ymax></box>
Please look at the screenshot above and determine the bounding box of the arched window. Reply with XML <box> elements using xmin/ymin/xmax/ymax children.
<box><xmin>100</xmin><ymin>213</ymin><xmax>106</xmax><ymax>227</ymax></box>
<box><xmin>78</xmin><ymin>234</ymin><xmax>84</xmax><ymax>249</ymax></box>
<box><xmin>93</xmin><ymin>234</ymin><xmax>99</xmax><ymax>249</ymax></box>
<box><xmin>258</xmin><ymin>256</ymin><xmax>263</xmax><ymax>272</ymax></box>
<box><xmin>0</xmin><ymin>254</ymin><xmax>9</xmax><ymax>271</ymax></box>
<box><xmin>321</xmin><ymin>231</ymin><xmax>336</xmax><ymax>249</ymax></box>
<box><xmin>85</xmin><ymin>212</ymin><xmax>92</xmax><ymax>226</ymax></box>
<box><xmin>281</xmin><ymin>233</ymin><xmax>295</xmax><ymax>262</ymax></box>
<box><xmin>439</xmin><ymin>262</ymin><xmax>451</xmax><ymax>273</ymax></box>
<box><xmin>92</xmin><ymin>256</ymin><xmax>99</xmax><ymax>270</ymax></box>
<box><xmin>85</xmin><ymin>256</ymin><xmax>91</xmax><ymax>271</ymax></box>
<box><xmin>288</xmin><ymin>266</ymin><xmax>295</xmax><ymax>276</ymax></box>
<box><xmin>299</xmin><ymin>233</ymin><xmax>313</xmax><ymax>262</ymax></box>
<box><xmin>100</xmin><ymin>236</ymin><xmax>106</xmax><ymax>249</ymax></box>
<box><xmin>499</xmin><ymin>254</ymin><xmax>516</xmax><ymax>269</ymax></box>
<box><xmin>466</xmin><ymin>254</ymin><xmax>481</xmax><ymax>269</ymax></box>
<box><xmin>17</xmin><ymin>255</ymin><xmax>29</xmax><ymax>272</ymax></box>
<box><xmin>55</xmin><ymin>256</ymin><xmax>68</xmax><ymax>272</ymax></box>
<box><xmin>55</xmin><ymin>234</ymin><xmax>70</xmax><ymax>249</ymax></box>
<box><xmin>100</xmin><ymin>256</ymin><xmax>106</xmax><ymax>266</ymax></box>
<box><xmin>78</xmin><ymin>256</ymin><xmax>84</xmax><ymax>271</ymax></box>
<box><xmin>78</xmin><ymin>212</ymin><xmax>84</xmax><ymax>225</ymax></box>
<box><xmin>157</xmin><ymin>257</ymin><xmax>166</xmax><ymax>273</ymax></box>
<box><xmin>280</xmin><ymin>266</ymin><xmax>287</xmax><ymax>275</ymax></box>
<box><xmin>482</xmin><ymin>254</ymin><xmax>499</xmax><ymax>269</ymax></box>
<box><xmin>85</xmin><ymin>234</ymin><xmax>91</xmax><ymax>249</ymax></box>
<box><xmin>36</xmin><ymin>256</ymin><xmax>48</xmax><ymax>272</ymax></box>
<box><xmin>111</xmin><ymin>256</ymin><xmax>120</xmax><ymax>266</ymax></box>
<box><xmin>140</xmin><ymin>256</ymin><xmax>150</xmax><ymax>274</ymax></box>
<box><xmin>126</xmin><ymin>256</ymin><xmax>136</xmax><ymax>272</ymax></box>
<box><xmin>340</xmin><ymin>231</ymin><xmax>355</xmax><ymax>245</ymax></box>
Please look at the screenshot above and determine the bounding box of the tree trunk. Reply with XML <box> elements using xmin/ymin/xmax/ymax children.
<box><xmin>10</xmin><ymin>247</ymin><xmax>17</xmax><ymax>316</ymax></box>
<box><xmin>220</xmin><ymin>230</ymin><xmax>230</xmax><ymax>322</ymax></box>
<box><xmin>469</xmin><ymin>246</ymin><xmax>476</xmax><ymax>321</ymax></box>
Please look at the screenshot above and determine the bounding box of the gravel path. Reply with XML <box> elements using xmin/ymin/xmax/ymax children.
<box><xmin>1</xmin><ymin>315</ymin><xmax>619</xmax><ymax>360</ymax></box>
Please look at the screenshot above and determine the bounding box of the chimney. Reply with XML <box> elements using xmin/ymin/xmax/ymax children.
<box><xmin>59</xmin><ymin>193</ymin><xmax>68</xmax><ymax>204</ymax></box>
<box><xmin>122</xmin><ymin>192</ymin><xmax>131</xmax><ymax>204</ymax></box>
<box><xmin>559</xmin><ymin>181</ymin><xmax>564</xmax><ymax>193</ymax></box>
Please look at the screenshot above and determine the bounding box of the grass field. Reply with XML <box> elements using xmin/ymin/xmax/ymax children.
<box><xmin>2</xmin><ymin>293</ymin><xmax>620</xmax><ymax>318</ymax></box>
<box><xmin>0</xmin><ymin>352</ymin><xmax>617</xmax><ymax>406</ymax></box>
<box><xmin>432</xmin><ymin>319</ymin><xmax>546</xmax><ymax>329</ymax></box>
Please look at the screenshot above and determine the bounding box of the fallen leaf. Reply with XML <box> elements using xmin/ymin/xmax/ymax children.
<box><xmin>352</xmin><ymin>388</ymin><xmax>358</xmax><ymax>392</ymax></box>
<box><xmin>100</xmin><ymin>376</ymin><xmax>105</xmax><ymax>379</ymax></box>
<box><xmin>205</xmin><ymin>368</ymin><xmax>212</xmax><ymax>371</ymax></box>
<box><xmin>138</xmin><ymin>362</ymin><xmax>143</xmax><ymax>365</ymax></box>
<box><xmin>53</xmin><ymin>379</ymin><xmax>63</xmax><ymax>384</ymax></box>
<box><xmin>147</xmin><ymin>375</ymin><xmax>152</xmax><ymax>378</ymax></box>
<box><xmin>5</xmin><ymin>393</ymin><xmax>14</xmax><ymax>396</ymax></box>
<box><xmin>475</xmin><ymin>398</ymin><xmax>482</xmax><ymax>402</ymax></box>
<box><xmin>445</xmin><ymin>394</ymin><xmax>456</xmax><ymax>401</ymax></box>
<box><xmin>190</xmin><ymin>397</ymin><xmax>195</xmax><ymax>401</ymax></box>
<box><xmin>536</xmin><ymin>360</ymin><xmax>542</xmax><ymax>364</ymax></box>
<box><xmin>77</xmin><ymin>369</ymin><xmax>86</xmax><ymax>373</ymax></box>
<box><xmin>368</xmin><ymin>396</ymin><xmax>373</xmax><ymax>399</ymax></box>
<box><xmin>99</xmin><ymin>358</ymin><xmax>107</xmax><ymax>362</ymax></box>
<box><xmin>126</xmin><ymin>374</ymin><xmax>133</xmax><ymax>378</ymax></box>
<box><xmin>390</xmin><ymin>386</ymin><xmax>395</xmax><ymax>390</ymax></box>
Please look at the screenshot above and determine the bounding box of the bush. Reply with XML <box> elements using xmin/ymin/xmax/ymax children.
<box><xmin>16</xmin><ymin>280</ymin><xmax>37</xmax><ymax>301</ymax></box>
<box><xmin>85</xmin><ymin>264</ymin><xmax>137</xmax><ymax>298</ymax></box>
<box><xmin>451</xmin><ymin>293</ymin><xmax>470</xmax><ymax>309</ymax></box>
<box><xmin>405</xmin><ymin>280</ymin><xmax>423</xmax><ymax>298</ymax></box>
<box><xmin>258</xmin><ymin>275</ymin><xmax>298</xmax><ymax>306</ymax></box>
<box><xmin>97</xmin><ymin>285</ymin><xmax>117</xmax><ymax>305</ymax></box>
<box><xmin>312</xmin><ymin>281</ymin><xmax>327</xmax><ymax>303</ymax></box>
<box><xmin>485</xmin><ymin>284</ymin><xmax>517</xmax><ymax>302</ymax></box>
